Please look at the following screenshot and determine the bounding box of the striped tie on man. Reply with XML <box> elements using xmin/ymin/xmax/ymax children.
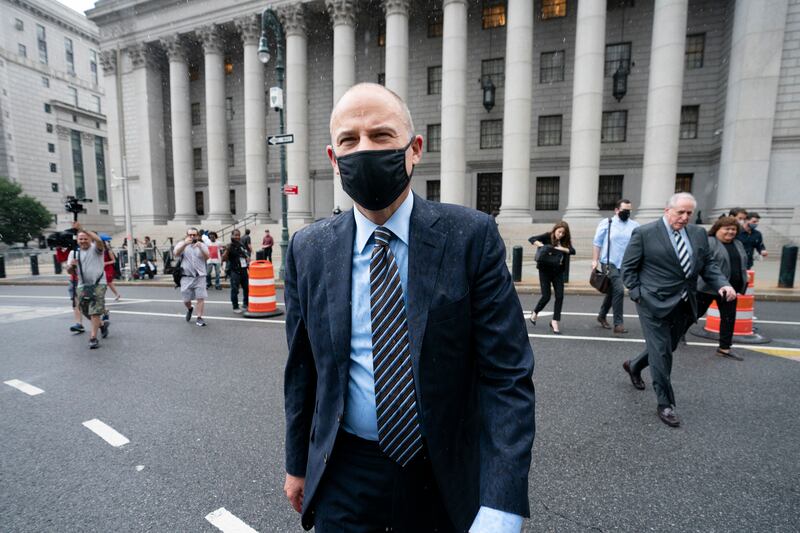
<box><xmin>673</xmin><ymin>230</ymin><xmax>691</xmax><ymax>300</ymax></box>
<box><xmin>370</xmin><ymin>226</ymin><xmax>422</xmax><ymax>466</ymax></box>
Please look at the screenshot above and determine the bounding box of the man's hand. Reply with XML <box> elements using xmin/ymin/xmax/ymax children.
<box><xmin>184</xmin><ymin>236</ymin><xmax>193</xmax><ymax>244</ymax></box>
<box><xmin>591</xmin><ymin>260</ymin><xmax>598</xmax><ymax>270</ymax></box>
<box><xmin>761</xmin><ymin>250</ymin><xmax>768</xmax><ymax>258</ymax></box>
<box><xmin>284</xmin><ymin>473</ymin><xmax>305</xmax><ymax>513</ymax></box>
<box><xmin>718</xmin><ymin>285</ymin><xmax>737</xmax><ymax>302</ymax></box>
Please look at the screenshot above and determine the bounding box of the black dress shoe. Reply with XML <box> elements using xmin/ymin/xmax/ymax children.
<box><xmin>597</xmin><ymin>316</ymin><xmax>611</xmax><ymax>329</ymax></box>
<box><xmin>623</xmin><ymin>360</ymin><xmax>645</xmax><ymax>390</ymax></box>
<box><xmin>716</xmin><ymin>349</ymin><xmax>744</xmax><ymax>361</ymax></box>
<box><xmin>657</xmin><ymin>406</ymin><xmax>681</xmax><ymax>427</ymax></box>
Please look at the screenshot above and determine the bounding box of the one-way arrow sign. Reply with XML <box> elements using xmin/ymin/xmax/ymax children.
<box><xmin>267</xmin><ymin>134</ymin><xmax>294</xmax><ymax>145</ymax></box>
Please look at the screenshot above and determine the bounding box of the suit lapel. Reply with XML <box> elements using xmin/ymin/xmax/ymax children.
<box><xmin>406</xmin><ymin>194</ymin><xmax>446</xmax><ymax>367</ymax></box>
<box><xmin>323</xmin><ymin>211</ymin><xmax>355</xmax><ymax>378</ymax></box>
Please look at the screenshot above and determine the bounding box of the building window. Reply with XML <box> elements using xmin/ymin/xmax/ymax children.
<box><xmin>428</xmin><ymin>9</ymin><xmax>443</xmax><ymax>38</ymax></box>
<box><xmin>482</xmin><ymin>0</ymin><xmax>506</xmax><ymax>29</ymax></box>
<box><xmin>95</xmin><ymin>136</ymin><xmax>107</xmax><ymax>203</ymax></box>
<box><xmin>675</xmin><ymin>173</ymin><xmax>693</xmax><ymax>193</ymax></box>
<box><xmin>480</xmin><ymin>119</ymin><xmax>503</xmax><ymax>149</ymax></box>
<box><xmin>229</xmin><ymin>189</ymin><xmax>236</xmax><ymax>214</ymax></box>
<box><xmin>605</xmin><ymin>42</ymin><xmax>631</xmax><ymax>77</ymax></box>
<box><xmin>481</xmin><ymin>58</ymin><xmax>505</xmax><ymax>88</ymax></box>
<box><xmin>685</xmin><ymin>33</ymin><xmax>705</xmax><ymax>70</ymax></box>
<box><xmin>227</xmin><ymin>144</ymin><xmax>235</xmax><ymax>167</ymax></box>
<box><xmin>90</xmin><ymin>50</ymin><xmax>98</xmax><ymax>85</ymax></box>
<box><xmin>225</xmin><ymin>97</ymin><xmax>233</xmax><ymax>121</ymax></box>
<box><xmin>427</xmin><ymin>180</ymin><xmax>441</xmax><ymax>202</ymax></box>
<box><xmin>224</xmin><ymin>59</ymin><xmax>233</xmax><ymax>75</ymax></box>
<box><xmin>542</xmin><ymin>0</ymin><xmax>567</xmax><ymax>19</ymax></box>
<box><xmin>65</xmin><ymin>38</ymin><xmax>75</xmax><ymax>74</ymax></box>
<box><xmin>193</xmin><ymin>148</ymin><xmax>202</xmax><ymax>170</ymax></box>
<box><xmin>42</xmin><ymin>76</ymin><xmax>49</xmax><ymax>88</ymax></box>
<box><xmin>535</xmin><ymin>176</ymin><xmax>560</xmax><ymax>210</ymax></box>
<box><xmin>540</xmin><ymin>50</ymin><xmax>565</xmax><ymax>83</ymax></box>
<box><xmin>73</xmin><ymin>114</ymin><xmax>78</xmax><ymax>123</ymax></box>
<box><xmin>48</xmin><ymin>143</ymin><xmax>55</xmax><ymax>153</ymax></box>
<box><xmin>50</xmin><ymin>163</ymin><xmax>58</xmax><ymax>173</ymax></box>
<box><xmin>378</xmin><ymin>24</ymin><xmax>386</xmax><ymax>47</ymax></box>
<box><xmin>46</xmin><ymin>123</ymin><xmax>53</xmax><ymax>133</ymax></box>
<box><xmin>427</xmin><ymin>66</ymin><xmax>442</xmax><ymax>95</ymax></box>
<box><xmin>427</xmin><ymin>124</ymin><xmax>441</xmax><ymax>153</ymax></box>
<box><xmin>598</xmin><ymin>175</ymin><xmax>623</xmax><ymax>210</ymax></box>
<box><xmin>44</xmin><ymin>103</ymin><xmax>52</xmax><ymax>113</ymax></box>
<box><xmin>71</xmin><ymin>130</ymin><xmax>84</xmax><ymax>197</ymax></box>
<box><xmin>69</xmin><ymin>87</ymin><xmax>78</xmax><ymax>107</ymax></box>
<box><xmin>191</xmin><ymin>103</ymin><xmax>201</xmax><ymax>125</ymax></box>
<box><xmin>377</xmin><ymin>72</ymin><xmax>385</xmax><ymax>86</ymax></box>
<box><xmin>195</xmin><ymin>191</ymin><xmax>204</xmax><ymax>216</ymax></box>
<box><xmin>538</xmin><ymin>115</ymin><xmax>562</xmax><ymax>146</ymax></box>
<box><xmin>601</xmin><ymin>110</ymin><xmax>627</xmax><ymax>143</ymax></box>
<box><xmin>680</xmin><ymin>106</ymin><xmax>699</xmax><ymax>139</ymax></box>
<box><xmin>51</xmin><ymin>182</ymin><xmax>59</xmax><ymax>192</ymax></box>
<box><xmin>15</xmin><ymin>18</ymin><xmax>24</xmax><ymax>30</ymax></box>
<box><xmin>91</xmin><ymin>95</ymin><xmax>101</xmax><ymax>113</ymax></box>
<box><xmin>37</xmin><ymin>24</ymin><xmax>47</xmax><ymax>64</ymax></box>
<box><xmin>18</xmin><ymin>44</ymin><xmax>27</xmax><ymax>58</ymax></box>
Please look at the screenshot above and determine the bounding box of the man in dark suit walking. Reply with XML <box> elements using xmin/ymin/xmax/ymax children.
<box><xmin>282</xmin><ymin>83</ymin><xmax>535</xmax><ymax>532</ymax></box>
<box><xmin>621</xmin><ymin>192</ymin><xmax>736</xmax><ymax>427</ymax></box>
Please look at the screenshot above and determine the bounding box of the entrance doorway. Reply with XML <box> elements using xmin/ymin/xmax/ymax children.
<box><xmin>476</xmin><ymin>173</ymin><xmax>502</xmax><ymax>215</ymax></box>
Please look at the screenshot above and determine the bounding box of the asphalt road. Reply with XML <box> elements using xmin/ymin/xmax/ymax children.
<box><xmin>1</xmin><ymin>285</ymin><xmax>798</xmax><ymax>532</ymax></box>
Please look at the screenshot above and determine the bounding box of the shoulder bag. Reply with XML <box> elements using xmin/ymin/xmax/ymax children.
<box><xmin>535</xmin><ymin>244</ymin><xmax>564</xmax><ymax>269</ymax></box>
<box><xmin>589</xmin><ymin>218</ymin><xmax>612</xmax><ymax>294</ymax></box>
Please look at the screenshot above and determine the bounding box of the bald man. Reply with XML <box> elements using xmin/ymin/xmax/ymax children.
<box><xmin>282</xmin><ymin>83</ymin><xmax>535</xmax><ymax>532</ymax></box>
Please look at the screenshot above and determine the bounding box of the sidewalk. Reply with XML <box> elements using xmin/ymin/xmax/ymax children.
<box><xmin>3</xmin><ymin>258</ymin><xmax>799</xmax><ymax>301</ymax></box>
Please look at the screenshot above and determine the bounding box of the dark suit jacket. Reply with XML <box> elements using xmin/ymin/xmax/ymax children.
<box><xmin>621</xmin><ymin>220</ymin><xmax>729</xmax><ymax>319</ymax></box>
<box><xmin>284</xmin><ymin>193</ymin><xmax>535</xmax><ymax>531</ymax></box>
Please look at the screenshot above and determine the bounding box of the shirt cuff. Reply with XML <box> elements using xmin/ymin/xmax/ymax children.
<box><xmin>469</xmin><ymin>506</ymin><xmax>523</xmax><ymax>533</ymax></box>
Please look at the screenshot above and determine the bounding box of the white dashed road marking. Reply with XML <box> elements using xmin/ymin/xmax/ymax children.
<box><xmin>4</xmin><ymin>379</ymin><xmax>44</xmax><ymax>396</ymax></box>
<box><xmin>82</xmin><ymin>419</ymin><xmax>130</xmax><ymax>447</ymax></box>
<box><xmin>205</xmin><ymin>508</ymin><xmax>259</xmax><ymax>533</ymax></box>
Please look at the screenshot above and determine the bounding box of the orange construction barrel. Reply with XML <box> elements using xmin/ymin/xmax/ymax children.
<box><xmin>694</xmin><ymin>269</ymin><xmax>769</xmax><ymax>344</ymax></box>
<box><xmin>244</xmin><ymin>260</ymin><xmax>283</xmax><ymax>318</ymax></box>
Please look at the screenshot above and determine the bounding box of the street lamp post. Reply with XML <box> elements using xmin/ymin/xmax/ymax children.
<box><xmin>258</xmin><ymin>8</ymin><xmax>289</xmax><ymax>281</ymax></box>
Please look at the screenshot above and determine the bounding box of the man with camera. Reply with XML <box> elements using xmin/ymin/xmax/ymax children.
<box><xmin>66</xmin><ymin>223</ymin><xmax>109</xmax><ymax>349</ymax></box>
<box><xmin>222</xmin><ymin>229</ymin><xmax>249</xmax><ymax>314</ymax></box>
<box><xmin>174</xmin><ymin>227</ymin><xmax>210</xmax><ymax>327</ymax></box>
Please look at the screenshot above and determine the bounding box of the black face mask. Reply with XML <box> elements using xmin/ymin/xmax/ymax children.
<box><xmin>334</xmin><ymin>138</ymin><xmax>415</xmax><ymax>211</ymax></box>
<box><xmin>618</xmin><ymin>210</ymin><xmax>631</xmax><ymax>222</ymax></box>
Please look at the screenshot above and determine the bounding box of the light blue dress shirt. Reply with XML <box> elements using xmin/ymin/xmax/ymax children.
<box><xmin>343</xmin><ymin>192</ymin><xmax>522</xmax><ymax>533</ymax></box>
<box><xmin>592</xmin><ymin>215</ymin><xmax>640</xmax><ymax>268</ymax></box>
<box><xmin>661</xmin><ymin>216</ymin><xmax>693</xmax><ymax>265</ymax></box>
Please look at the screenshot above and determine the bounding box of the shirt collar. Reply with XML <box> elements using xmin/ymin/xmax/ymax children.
<box><xmin>354</xmin><ymin>191</ymin><xmax>414</xmax><ymax>254</ymax></box>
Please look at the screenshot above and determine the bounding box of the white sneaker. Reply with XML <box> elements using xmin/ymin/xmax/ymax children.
<box><xmin>233</xmin><ymin>308</ymin><xmax>243</xmax><ymax>314</ymax></box>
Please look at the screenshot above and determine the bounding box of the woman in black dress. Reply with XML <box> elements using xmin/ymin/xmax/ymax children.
<box><xmin>696</xmin><ymin>216</ymin><xmax>749</xmax><ymax>360</ymax></box>
<box><xmin>529</xmin><ymin>221</ymin><xmax>576</xmax><ymax>334</ymax></box>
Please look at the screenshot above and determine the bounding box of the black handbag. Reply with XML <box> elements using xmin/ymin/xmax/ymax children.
<box><xmin>589</xmin><ymin>218</ymin><xmax>612</xmax><ymax>294</ymax></box>
<box><xmin>535</xmin><ymin>244</ymin><xmax>564</xmax><ymax>269</ymax></box>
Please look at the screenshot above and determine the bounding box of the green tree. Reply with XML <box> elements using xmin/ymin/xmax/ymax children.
<box><xmin>0</xmin><ymin>177</ymin><xmax>53</xmax><ymax>245</ymax></box>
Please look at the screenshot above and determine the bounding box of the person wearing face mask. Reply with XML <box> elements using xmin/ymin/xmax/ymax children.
<box><xmin>282</xmin><ymin>83</ymin><xmax>534</xmax><ymax>533</ymax></box>
<box><xmin>736</xmin><ymin>212</ymin><xmax>767</xmax><ymax>269</ymax></box>
<box><xmin>592</xmin><ymin>199</ymin><xmax>639</xmax><ymax>334</ymax></box>
<box><xmin>621</xmin><ymin>193</ymin><xmax>736</xmax><ymax>427</ymax></box>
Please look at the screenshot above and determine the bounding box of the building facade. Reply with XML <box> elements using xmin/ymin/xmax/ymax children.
<box><xmin>85</xmin><ymin>0</ymin><xmax>800</xmax><ymax>240</ymax></box>
<box><xmin>0</xmin><ymin>0</ymin><xmax>113</xmax><ymax>231</ymax></box>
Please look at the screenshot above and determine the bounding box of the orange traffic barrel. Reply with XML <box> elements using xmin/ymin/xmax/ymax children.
<box><xmin>244</xmin><ymin>260</ymin><xmax>283</xmax><ymax>318</ymax></box>
<box><xmin>693</xmin><ymin>269</ymin><xmax>769</xmax><ymax>344</ymax></box>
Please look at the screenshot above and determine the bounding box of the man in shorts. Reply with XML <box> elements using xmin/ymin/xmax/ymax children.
<box><xmin>57</xmin><ymin>244</ymin><xmax>84</xmax><ymax>333</ymax></box>
<box><xmin>174</xmin><ymin>227</ymin><xmax>210</xmax><ymax>327</ymax></box>
<box><xmin>67</xmin><ymin>224</ymin><xmax>109</xmax><ymax>349</ymax></box>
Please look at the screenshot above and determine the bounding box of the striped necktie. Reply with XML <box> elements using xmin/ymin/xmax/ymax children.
<box><xmin>673</xmin><ymin>230</ymin><xmax>691</xmax><ymax>299</ymax></box>
<box><xmin>370</xmin><ymin>226</ymin><xmax>422</xmax><ymax>466</ymax></box>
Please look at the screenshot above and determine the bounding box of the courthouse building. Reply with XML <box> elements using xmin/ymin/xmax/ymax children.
<box><xmin>1</xmin><ymin>0</ymin><xmax>112</xmax><ymax>230</ymax></box>
<box><xmin>83</xmin><ymin>0</ymin><xmax>799</xmax><ymax>239</ymax></box>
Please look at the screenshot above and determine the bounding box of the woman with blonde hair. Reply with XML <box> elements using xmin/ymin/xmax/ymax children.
<box><xmin>528</xmin><ymin>221</ymin><xmax>575</xmax><ymax>334</ymax></box>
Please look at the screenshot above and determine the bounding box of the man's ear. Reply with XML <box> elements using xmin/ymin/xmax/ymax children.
<box><xmin>327</xmin><ymin>145</ymin><xmax>338</xmax><ymax>175</ymax></box>
<box><xmin>410</xmin><ymin>135</ymin><xmax>423</xmax><ymax>165</ymax></box>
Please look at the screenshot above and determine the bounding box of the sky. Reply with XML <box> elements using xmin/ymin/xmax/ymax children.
<box><xmin>55</xmin><ymin>0</ymin><xmax>97</xmax><ymax>15</ymax></box>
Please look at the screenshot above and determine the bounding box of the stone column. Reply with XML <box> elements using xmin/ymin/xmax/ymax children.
<box><xmin>162</xmin><ymin>35</ymin><xmax>197</xmax><ymax>224</ymax></box>
<box><xmin>497</xmin><ymin>0</ymin><xmax>533</xmax><ymax>222</ymax></box>
<box><xmin>236</xmin><ymin>15</ymin><xmax>270</xmax><ymax>223</ymax></box>
<box><xmin>197</xmin><ymin>25</ymin><xmax>233</xmax><ymax>225</ymax></box>
<box><xmin>280</xmin><ymin>5</ymin><xmax>314</xmax><ymax>222</ymax></box>
<box><xmin>128</xmin><ymin>44</ymin><xmax>169</xmax><ymax>224</ymax></box>
<box><xmin>326</xmin><ymin>0</ymin><xmax>357</xmax><ymax>211</ymax></box>
<box><xmin>714</xmin><ymin>0</ymin><xmax>790</xmax><ymax>214</ymax></box>
<box><xmin>637</xmin><ymin>0</ymin><xmax>689</xmax><ymax>220</ymax></box>
<box><xmin>440</xmin><ymin>0</ymin><xmax>468</xmax><ymax>206</ymax></box>
<box><xmin>100</xmin><ymin>50</ymin><xmax>124</xmax><ymax>225</ymax></box>
<box><xmin>383</xmin><ymin>0</ymin><xmax>410</xmax><ymax>101</ymax></box>
<box><xmin>563</xmin><ymin>1</ymin><xmax>606</xmax><ymax>221</ymax></box>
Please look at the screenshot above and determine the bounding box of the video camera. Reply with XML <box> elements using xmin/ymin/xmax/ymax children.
<box><xmin>65</xmin><ymin>196</ymin><xmax>92</xmax><ymax>221</ymax></box>
<box><xmin>46</xmin><ymin>228</ymin><xmax>78</xmax><ymax>250</ymax></box>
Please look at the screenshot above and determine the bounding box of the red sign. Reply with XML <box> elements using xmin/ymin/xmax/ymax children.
<box><xmin>283</xmin><ymin>184</ymin><xmax>298</xmax><ymax>195</ymax></box>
